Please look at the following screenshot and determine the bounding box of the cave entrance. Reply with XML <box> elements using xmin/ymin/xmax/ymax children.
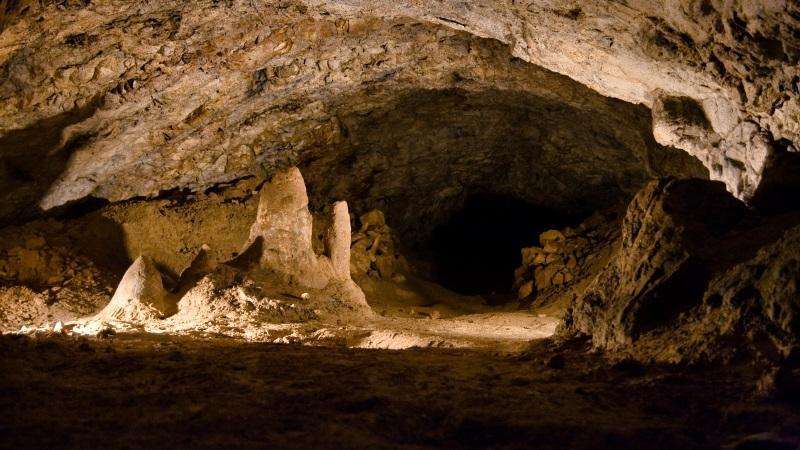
<box><xmin>428</xmin><ymin>194</ymin><xmax>574</xmax><ymax>300</ymax></box>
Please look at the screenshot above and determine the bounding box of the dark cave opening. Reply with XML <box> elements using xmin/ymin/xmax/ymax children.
<box><xmin>428</xmin><ymin>194</ymin><xmax>575</xmax><ymax>298</ymax></box>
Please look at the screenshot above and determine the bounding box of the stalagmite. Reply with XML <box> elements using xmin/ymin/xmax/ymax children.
<box><xmin>326</xmin><ymin>201</ymin><xmax>352</xmax><ymax>281</ymax></box>
<box><xmin>94</xmin><ymin>256</ymin><xmax>172</xmax><ymax>323</ymax></box>
<box><xmin>244</xmin><ymin>167</ymin><xmax>327</xmax><ymax>289</ymax></box>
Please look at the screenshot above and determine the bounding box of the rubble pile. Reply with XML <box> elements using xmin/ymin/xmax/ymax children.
<box><xmin>349</xmin><ymin>209</ymin><xmax>410</xmax><ymax>283</ymax></box>
<box><xmin>513</xmin><ymin>211</ymin><xmax>620</xmax><ymax>303</ymax></box>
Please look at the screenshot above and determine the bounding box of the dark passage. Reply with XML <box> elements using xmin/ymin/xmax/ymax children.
<box><xmin>429</xmin><ymin>194</ymin><xmax>573</xmax><ymax>297</ymax></box>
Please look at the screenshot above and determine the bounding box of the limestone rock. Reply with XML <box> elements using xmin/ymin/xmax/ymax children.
<box><xmin>325</xmin><ymin>201</ymin><xmax>351</xmax><ymax>281</ymax></box>
<box><xmin>518</xmin><ymin>280</ymin><xmax>534</xmax><ymax>299</ymax></box>
<box><xmin>514</xmin><ymin>211</ymin><xmax>619</xmax><ymax>301</ymax></box>
<box><xmin>165</xmin><ymin>264</ymin><xmax>318</xmax><ymax>332</ymax></box>
<box><xmin>308</xmin><ymin>0</ymin><xmax>798</xmax><ymax>202</ymax></box>
<box><xmin>563</xmin><ymin>178</ymin><xmax>748</xmax><ymax>350</ymax></box>
<box><xmin>0</xmin><ymin>1</ymin><xmax>707</xmax><ymax>229</ymax></box>
<box><xmin>697</xmin><ymin>225</ymin><xmax>800</xmax><ymax>361</ymax></box>
<box><xmin>236</xmin><ymin>167</ymin><xmax>369</xmax><ymax>312</ymax></box>
<box><xmin>349</xmin><ymin>209</ymin><xmax>408</xmax><ymax>280</ymax></box>
<box><xmin>539</xmin><ymin>230</ymin><xmax>565</xmax><ymax>246</ymax></box>
<box><xmin>359</xmin><ymin>210</ymin><xmax>387</xmax><ymax>234</ymax></box>
<box><xmin>558</xmin><ymin>177</ymin><xmax>800</xmax><ymax>364</ymax></box>
<box><xmin>95</xmin><ymin>256</ymin><xmax>172</xmax><ymax>323</ymax></box>
<box><xmin>245</xmin><ymin>167</ymin><xmax>327</xmax><ymax>288</ymax></box>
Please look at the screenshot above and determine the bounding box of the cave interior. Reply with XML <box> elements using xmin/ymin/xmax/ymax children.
<box><xmin>1</xmin><ymin>1</ymin><xmax>800</xmax><ymax>449</ymax></box>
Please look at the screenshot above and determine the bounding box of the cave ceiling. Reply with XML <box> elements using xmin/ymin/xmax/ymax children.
<box><xmin>0</xmin><ymin>0</ymin><xmax>797</xmax><ymax>225</ymax></box>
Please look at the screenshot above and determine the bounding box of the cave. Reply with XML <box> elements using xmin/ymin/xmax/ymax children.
<box><xmin>428</xmin><ymin>194</ymin><xmax>573</xmax><ymax>298</ymax></box>
<box><xmin>2</xmin><ymin>1</ymin><xmax>800</xmax><ymax>449</ymax></box>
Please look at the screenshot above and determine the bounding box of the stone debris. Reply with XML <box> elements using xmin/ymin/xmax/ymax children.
<box><xmin>349</xmin><ymin>209</ymin><xmax>410</xmax><ymax>281</ymax></box>
<box><xmin>0</xmin><ymin>223</ymin><xmax>115</xmax><ymax>332</ymax></box>
<box><xmin>513</xmin><ymin>211</ymin><xmax>619</xmax><ymax>301</ymax></box>
<box><xmin>162</xmin><ymin>266</ymin><xmax>319</xmax><ymax>335</ymax></box>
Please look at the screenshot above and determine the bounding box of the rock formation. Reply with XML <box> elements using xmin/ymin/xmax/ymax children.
<box><xmin>561</xmin><ymin>178</ymin><xmax>800</xmax><ymax>364</ymax></box>
<box><xmin>94</xmin><ymin>255</ymin><xmax>172</xmax><ymax>323</ymax></box>
<box><xmin>241</xmin><ymin>167</ymin><xmax>368</xmax><ymax>309</ymax></box>
<box><xmin>325</xmin><ymin>201</ymin><xmax>352</xmax><ymax>280</ymax></box>
<box><xmin>0</xmin><ymin>0</ymin><xmax>797</xmax><ymax>368</ymax></box>
<box><xmin>1</xmin><ymin>3</ymin><xmax>799</xmax><ymax>446</ymax></box>
<box><xmin>349</xmin><ymin>209</ymin><xmax>409</xmax><ymax>282</ymax></box>
<box><xmin>0</xmin><ymin>0</ymin><xmax>708</xmax><ymax>232</ymax></box>
<box><xmin>1</xmin><ymin>0</ymin><xmax>795</xmax><ymax>227</ymax></box>
<box><xmin>244</xmin><ymin>166</ymin><xmax>328</xmax><ymax>289</ymax></box>
<box><xmin>66</xmin><ymin>166</ymin><xmax>370</xmax><ymax>333</ymax></box>
<box><xmin>307</xmin><ymin>0</ymin><xmax>799</xmax><ymax>202</ymax></box>
<box><xmin>164</xmin><ymin>264</ymin><xmax>319</xmax><ymax>336</ymax></box>
<box><xmin>514</xmin><ymin>211</ymin><xmax>619</xmax><ymax>304</ymax></box>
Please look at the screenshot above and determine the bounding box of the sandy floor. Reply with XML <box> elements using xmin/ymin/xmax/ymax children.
<box><xmin>2</xmin><ymin>334</ymin><xmax>799</xmax><ymax>450</ymax></box>
<box><xmin>358</xmin><ymin>312</ymin><xmax>558</xmax><ymax>350</ymax></box>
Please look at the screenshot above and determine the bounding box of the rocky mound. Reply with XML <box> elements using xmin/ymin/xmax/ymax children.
<box><xmin>349</xmin><ymin>209</ymin><xmax>410</xmax><ymax>282</ymax></box>
<box><xmin>562</xmin><ymin>178</ymin><xmax>799</xmax><ymax>364</ymax></box>
<box><xmin>93</xmin><ymin>255</ymin><xmax>173</xmax><ymax>323</ymax></box>
<box><xmin>161</xmin><ymin>265</ymin><xmax>319</xmax><ymax>338</ymax></box>
<box><xmin>0</xmin><ymin>221</ymin><xmax>115</xmax><ymax>331</ymax></box>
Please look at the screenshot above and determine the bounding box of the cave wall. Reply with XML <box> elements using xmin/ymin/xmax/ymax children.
<box><xmin>303</xmin><ymin>87</ymin><xmax>704</xmax><ymax>243</ymax></box>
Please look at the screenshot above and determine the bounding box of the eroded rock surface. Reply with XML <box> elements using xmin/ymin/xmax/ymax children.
<box><xmin>0</xmin><ymin>0</ymin><xmax>706</xmax><ymax>228</ymax></box>
<box><xmin>562</xmin><ymin>177</ymin><xmax>800</xmax><ymax>364</ymax></box>
<box><xmin>308</xmin><ymin>0</ymin><xmax>800</xmax><ymax>200</ymax></box>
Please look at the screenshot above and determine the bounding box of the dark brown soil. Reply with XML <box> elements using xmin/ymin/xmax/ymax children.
<box><xmin>1</xmin><ymin>334</ymin><xmax>798</xmax><ymax>449</ymax></box>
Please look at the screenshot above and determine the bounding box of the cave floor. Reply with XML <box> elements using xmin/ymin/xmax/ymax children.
<box><xmin>2</xmin><ymin>334</ymin><xmax>798</xmax><ymax>450</ymax></box>
<box><xmin>362</xmin><ymin>311</ymin><xmax>558</xmax><ymax>350</ymax></box>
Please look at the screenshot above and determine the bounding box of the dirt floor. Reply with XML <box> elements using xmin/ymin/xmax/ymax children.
<box><xmin>2</xmin><ymin>334</ymin><xmax>799</xmax><ymax>450</ymax></box>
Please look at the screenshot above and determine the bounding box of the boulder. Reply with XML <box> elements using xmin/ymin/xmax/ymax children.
<box><xmin>359</xmin><ymin>210</ymin><xmax>387</xmax><ymax>233</ymax></box>
<box><xmin>540</xmin><ymin>230</ymin><xmax>566</xmax><ymax>253</ymax></box>
<box><xmin>349</xmin><ymin>208</ymin><xmax>407</xmax><ymax>281</ymax></box>
<box><xmin>696</xmin><ymin>225</ymin><xmax>800</xmax><ymax>361</ymax></box>
<box><xmin>517</xmin><ymin>280</ymin><xmax>534</xmax><ymax>299</ymax></box>
<box><xmin>513</xmin><ymin>209</ymin><xmax>620</xmax><ymax>304</ymax></box>
<box><xmin>521</xmin><ymin>246</ymin><xmax>544</xmax><ymax>267</ymax></box>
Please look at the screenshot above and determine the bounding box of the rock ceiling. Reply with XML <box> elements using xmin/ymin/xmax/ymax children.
<box><xmin>0</xmin><ymin>0</ymin><xmax>797</xmax><ymax>225</ymax></box>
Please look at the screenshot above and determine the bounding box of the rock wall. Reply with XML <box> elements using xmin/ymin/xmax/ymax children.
<box><xmin>562</xmin><ymin>177</ymin><xmax>800</xmax><ymax>364</ymax></box>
